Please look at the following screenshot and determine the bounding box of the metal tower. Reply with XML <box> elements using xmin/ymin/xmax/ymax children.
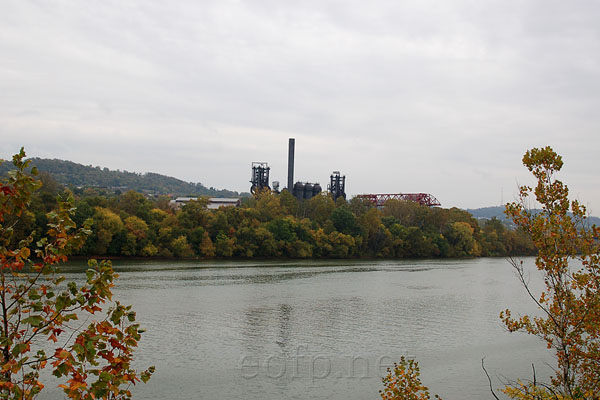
<box><xmin>250</xmin><ymin>162</ymin><xmax>270</xmax><ymax>194</ymax></box>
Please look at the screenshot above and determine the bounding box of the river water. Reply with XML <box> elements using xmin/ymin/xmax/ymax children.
<box><xmin>44</xmin><ymin>257</ymin><xmax>553</xmax><ymax>399</ymax></box>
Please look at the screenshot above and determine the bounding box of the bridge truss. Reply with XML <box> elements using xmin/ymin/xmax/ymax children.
<box><xmin>356</xmin><ymin>193</ymin><xmax>441</xmax><ymax>207</ymax></box>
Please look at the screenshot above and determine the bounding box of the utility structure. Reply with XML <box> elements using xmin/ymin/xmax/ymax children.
<box><xmin>249</xmin><ymin>138</ymin><xmax>440</xmax><ymax>207</ymax></box>
<box><xmin>292</xmin><ymin>182</ymin><xmax>322</xmax><ymax>201</ymax></box>
<box><xmin>287</xmin><ymin>138</ymin><xmax>295</xmax><ymax>191</ymax></box>
<box><xmin>286</xmin><ymin>138</ymin><xmax>322</xmax><ymax>201</ymax></box>
<box><xmin>250</xmin><ymin>162</ymin><xmax>270</xmax><ymax>194</ymax></box>
<box><xmin>329</xmin><ymin>171</ymin><xmax>346</xmax><ymax>201</ymax></box>
<box><xmin>357</xmin><ymin>193</ymin><xmax>441</xmax><ymax>207</ymax></box>
<box><xmin>249</xmin><ymin>138</ymin><xmax>343</xmax><ymax>201</ymax></box>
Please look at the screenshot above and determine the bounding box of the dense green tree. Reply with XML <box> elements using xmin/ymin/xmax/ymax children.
<box><xmin>307</xmin><ymin>195</ymin><xmax>335</xmax><ymax>226</ymax></box>
<box><xmin>177</xmin><ymin>198</ymin><xmax>211</xmax><ymax>229</ymax></box>
<box><xmin>278</xmin><ymin>190</ymin><xmax>299</xmax><ymax>216</ymax></box>
<box><xmin>480</xmin><ymin>217</ymin><xmax>507</xmax><ymax>256</ymax></box>
<box><xmin>383</xmin><ymin>199</ymin><xmax>424</xmax><ymax>228</ymax></box>
<box><xmin>348</xmin><ymin>196</ymin><xmax>373</xmax><ymax>216</ymax></box>
<box><xmin>211</xmin><ymin>211</ymin><xmax>230</xmax><ymax>238</ymax></box>
<box><xmin>118</xmin><ymin>190</ymin><xmax>152</xmax><ymax>220</ymax></box>
<box><xmin>405</xmin><ymin>227</ymin><xmax>438</xmax><ymax>258</ymax></box>
<box><xmin>253</xmin><ymin>227</ymin><xmax>278</xmax><ymax>257</ymax></box>
<box><xmin>267</xmin><ymin>218</ymin><xmax>297</xmax><ymax>242</ymax></box>
<box><xmin>330</xmin><ymin>206</ymin><xmax>361</xmax><ymax>236</ymax></box>
<box><xmin>187</xmin><ymin>226</ymin><xmax>206</xmax><ymax>254</ymax></box>
<box><xmin>215</xmin><ymin>232</ymin><xmax>234</xmax><ymax>257</ymax></box>
<box><xmin>234</xmin><ymin>226</ymin><xmax>259</xmax><ymax>257</ymax></box>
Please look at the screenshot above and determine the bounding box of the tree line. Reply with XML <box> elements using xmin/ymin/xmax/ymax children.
<box><xmin>0</xmin><ymin>157</ymin><xmax>244</xmax><ymax>197</ymax></box>
<box><xmin>12</xmin><ymin>174</ymin><xmax>535</xmax><ymax>259</ymax></box>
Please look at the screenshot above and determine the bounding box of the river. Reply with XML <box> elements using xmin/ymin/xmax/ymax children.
<box><xmin>44</xmin><ymin>257</ymin><xmax>553</xmax><ymax>399</ymax></box>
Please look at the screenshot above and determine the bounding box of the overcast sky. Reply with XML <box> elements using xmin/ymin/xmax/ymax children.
<box><xmin>1</xmin><ymin>1</ymin><xmax>599</xmax><ymax>212</ymax></box>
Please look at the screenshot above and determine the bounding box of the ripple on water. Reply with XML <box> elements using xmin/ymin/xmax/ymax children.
<box><xmin>43</xmin><ymin>258</ymin><xmax>553</xmax><ymax>400</ymax></box>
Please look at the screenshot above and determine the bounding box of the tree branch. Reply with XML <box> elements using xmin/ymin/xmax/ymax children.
<box><xmin>481</xmin><ymin>358</ymin><xmax>500</xmax><ymax>400</ymax></box>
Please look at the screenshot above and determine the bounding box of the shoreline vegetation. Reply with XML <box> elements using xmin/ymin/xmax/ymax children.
<box><xmin>1</xmin><ymin>149</ymin><xmax>154</xmax><ymax>398</ymax></box>
<box><xmin>6</xmin><ymin>165</ymin><xmax>536</xmax><ymax>260</ymax></box>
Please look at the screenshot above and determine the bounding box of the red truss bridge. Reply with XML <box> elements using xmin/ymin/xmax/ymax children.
<box><xmin>356</xmin><ymin>193</ymin><xmax>441</xmax><ymax>207</ymax></box>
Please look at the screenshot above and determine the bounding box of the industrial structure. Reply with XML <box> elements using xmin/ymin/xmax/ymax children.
<box><xmin>250</xmin><ymin>162</ymin><xmax>270</xmax><ymax>194</ymax></box>
<box><xmin>248</xmin><ymin>138</ymin><xmax>442</xmax><ymax>208</ymax></box>
<box><xmin>329</xmin><ymin>171</ymin><xmax>346</xmax><ymax>201</ymax></box>
<box><xmin>249</xmin><ymin>138</ymin><xmax>440</xmax><ymax>207</ymax></box>
<box><xmin>284</xmin><ymin>138</ymin><xmax>321</xmax><ymax>200</ymax></box>
<box><xmin>292</xmin><ymin>181</ymin><xmax>322</xmax><ymax>200</ymax></box>
<box><xmin>356</xmin><ymin>193</ymin><xmax>441</xmax><ymax>207</ymax></box>
<box><xmin>287</xmin><ymin>138</ymin><xmax>295</xmax><ymax>191</ymax></box>
<box><xmin>250</xmin><ymin>138</ymin><xmax>333</xmax><ymax>201</ymax></box>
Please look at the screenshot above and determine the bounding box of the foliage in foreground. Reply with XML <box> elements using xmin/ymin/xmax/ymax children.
<box><xmin>0</xmin><ymin>149</ymin><xmax>153</xmax><ymax>399</ymax></box>
<box><xmin>500</xmin><ymin>146</ymin><xmax>600</xmax><ymax>399</ymax></box>
<box><xmin>380</xmin><ymin>146</ymin><xmax>600</xmax><ymax>399</ymax></box>
<box><xmin>379</xmin><ymin>357</ymin><xmax>441</xmax><ymax>400</ymax></box>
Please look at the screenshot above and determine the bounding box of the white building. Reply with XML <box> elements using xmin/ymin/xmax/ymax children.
<box><xmin>168</xmin><ymin>197</ymin><xmax>241</xmax><ymax>210</ymax></box>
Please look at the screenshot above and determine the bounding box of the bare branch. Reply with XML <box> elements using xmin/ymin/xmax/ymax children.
<box><xmin>481</xmin><ymin>358</ymin><xmax>501</xmax><ymax>400</ymax></box>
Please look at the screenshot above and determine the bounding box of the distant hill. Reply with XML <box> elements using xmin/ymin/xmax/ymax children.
<box><xmin>467</xmin><ymin>206</ymin><xmax>600</xmax><ymax>227</ymax></box>
<box><xmin>466</xmin><ymin>206</ymin><xmax>510</xmax><ymax>221</ymax></box>
<box><xmin>0</xmin><ymin>157</ymin><xmax>248</xmax><ymax>197</ymax></box>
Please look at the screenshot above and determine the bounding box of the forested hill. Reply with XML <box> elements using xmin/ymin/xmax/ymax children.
<box><xmin>0</xmin><ymin>157</ymin><xmax>247</xmax><ymax>197</ymax></box>
<box><xmin>467</xmin><ymin>206</ymin><xmax>600</xmax><ymax>226</ymax></box>
<box><xmin>467</xmin><ymin>206</ymin><xmax>511</xmax><ymax>222</ymax></box>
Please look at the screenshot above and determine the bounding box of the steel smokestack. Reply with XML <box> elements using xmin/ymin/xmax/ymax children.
<box><xmin>287</xmin><ymin>138</ymin><xmax>295</xmax><ymax>190</ymax></box>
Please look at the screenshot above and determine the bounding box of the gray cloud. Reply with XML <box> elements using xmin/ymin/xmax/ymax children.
<box><xmin>1</xmin><ymin>0</ymin><xmax>600</xmax><ymax>212</ymax></box>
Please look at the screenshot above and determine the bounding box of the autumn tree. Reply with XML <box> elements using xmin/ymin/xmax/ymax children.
<box><xmin>3</xmin><ymin>153</ymin><xmax>537</xmax><ymax>261</ymax></box>
<box><xmin>177</xmin><ymin>197</ymin><xmax>211</xmax><ymax>230</ymax></box>
<box><xmin>122</xmin><ymin>216</ymin><xmax>149</xmax><ymax>256</ymax></box>
<box><xmin>480</xmin><ymin>217</ymin><xmax>508</xmax><ymax>256</ymax></box>
<box><xmin>0</xmin><ymin>149</ymin><xmax>153</xmax><ymax>399</ymax></box>
<box><xmin>90</xmin><ymin>207</ymin><xmax>124</xmax><ymax>255</ymax></box>
<box><xmin>278</xmin><ymin>189</ymin><xmax>298</xmax><ymax>216</ymax></box>
<box><xmin>380</xmin><ymin>357</ymin><xmax>442</xmax><ymax>400</ymax></box>
<box><xmin>117</xmin><ymin>191</ymin><xmax>152</xmax><ymax>221</ymax></box>
<box><xmin>306</xmin><ymin>195</ymin><xmax>335</xmax><ymax>227</ymax></box>
<box><xmin>198</xmin><ymin>231</ymin><xmax>216</xmax><ymax>257</ymax></box>
<box><xmin>444</xmin><ymin>221</ymin><xmax>478</xmax><ymax>257</ymax></box>
<box><xmin>383</xmin><ymin>199</ymin><xmax>424</xmax><ymax>228</ymax></box>
<box><xmin>501</xmin><ymin>146</ymin><xmax>600</xmax><ymax>399</ymax></box>
<box><xmin>253</xmin><ymin>190</ymin><xmax>284</xmax><ymax>222</ymax></box>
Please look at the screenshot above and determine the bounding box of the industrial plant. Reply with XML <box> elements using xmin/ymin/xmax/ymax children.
<box><xmin>250</xmin><ymin>138</ymin><xmax>440</xmax><ymax>207</ymax></box>
<box><xmin>250</xmin><ymin>138</ymin><xmax>343</xmax><ymax>202</ymax></box>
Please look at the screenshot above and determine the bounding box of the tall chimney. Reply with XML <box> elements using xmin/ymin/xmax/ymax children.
<box><xmin>287</xmin><ymin>138</ymin><xmax>295</xmax><ymax>190</ymax></box>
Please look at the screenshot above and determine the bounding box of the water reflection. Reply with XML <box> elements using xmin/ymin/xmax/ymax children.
<box><xmin>276</xmin><ymin>304</ymin><xmax>292</xmax><ymax>351</ymax></box>
<box><xmin>42</xmin><ymin>257</ymin><xmax>553</xmax><ymax>400</ymax></box>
